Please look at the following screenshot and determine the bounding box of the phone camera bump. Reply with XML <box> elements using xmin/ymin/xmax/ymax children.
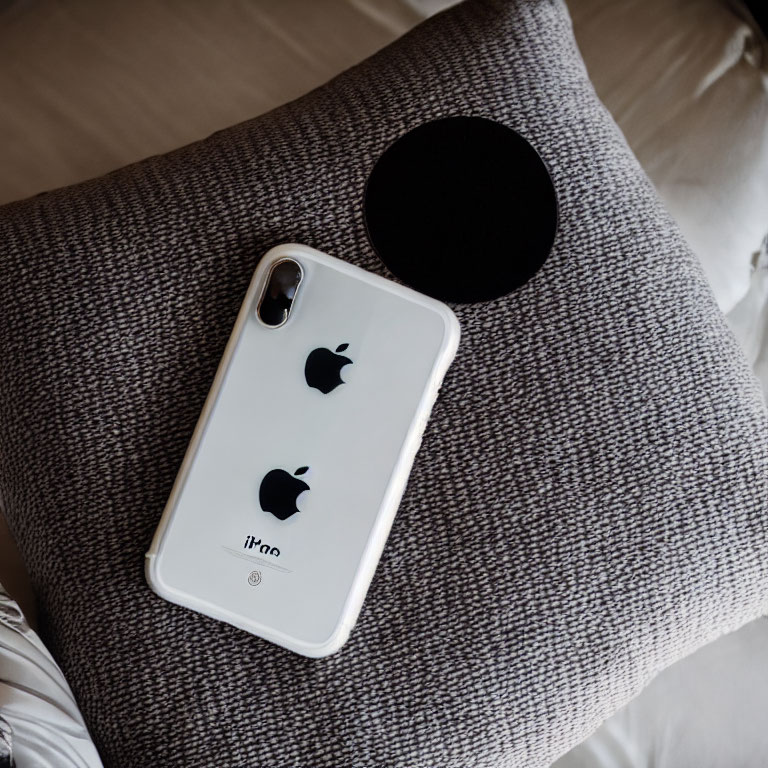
<box><xmin>257</xmin><ymin>258</ymin><xmax>303</xmax><ymax>327</ymax></box>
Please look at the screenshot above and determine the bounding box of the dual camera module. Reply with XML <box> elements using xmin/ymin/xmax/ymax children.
<box><xmin>257</xmin><ymin>259</ymin><xmax>303</xmax><ymax>327</ymax></box>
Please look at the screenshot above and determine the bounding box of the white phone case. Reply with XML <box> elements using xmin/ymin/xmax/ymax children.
<box><xmin>145</xmin><ymin>243</ymin><xmax>460</xmax><ymax>657</ymax></box>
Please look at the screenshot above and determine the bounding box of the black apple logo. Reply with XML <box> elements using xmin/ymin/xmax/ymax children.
<box><xmin>304</xmin><ymin>343</ymin><xmax>353</xmax><ymax>394</ymax></box>
<box><xmin>259</xmin><ymin>466</ymin><xmax>310</xmax><ymax>521</ymax></box>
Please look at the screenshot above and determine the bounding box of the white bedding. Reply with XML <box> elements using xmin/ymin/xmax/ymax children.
<box><xmin>553</xmin><ymin>618</ymin><xmax>768</xmax><ymax>768</ymax></box>
<box><xmin>0</xmin><ymin>1</ymin><xmax>766</xmax><ymax>766</ymax></box>
<box><xmin>0</xmin><ymin>585</ymin><xmax>103</xmax><ymax>767</ymax></box>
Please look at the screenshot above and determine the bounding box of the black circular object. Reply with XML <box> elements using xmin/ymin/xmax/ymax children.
<box><xmin>364</xmin><ymin>116</ymin><xmax>558</xmax><ymax>303</ymax></box>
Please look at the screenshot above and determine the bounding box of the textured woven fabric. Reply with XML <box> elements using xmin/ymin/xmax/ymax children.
<box><xmin>1</xmin><ymin>1</ymin><xmax>767</xmax><ymax>766</ymax></box>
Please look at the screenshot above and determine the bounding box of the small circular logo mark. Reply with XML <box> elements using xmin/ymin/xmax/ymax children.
<box><xmin>248</xmin><ymin>570</ymin><xmax>262</xmax><ymax>587</ymax></box>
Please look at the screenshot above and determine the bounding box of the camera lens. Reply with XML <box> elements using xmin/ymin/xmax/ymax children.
<box><xmin>257</xmin><ymin>259</ymin><xmax>303</xmax><ymax>327</ymax></box>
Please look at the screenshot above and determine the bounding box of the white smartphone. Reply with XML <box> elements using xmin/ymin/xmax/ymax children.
<box><xmin>145</xmin><ymin>243</ymin><xmax>460</xmax><ymax>657</ymax></box>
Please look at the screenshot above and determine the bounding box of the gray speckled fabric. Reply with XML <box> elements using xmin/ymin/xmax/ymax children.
<box><xmin>1</xmin><ymin>1</ymin><xmax>767</xmax><ymax>766</ymax></box>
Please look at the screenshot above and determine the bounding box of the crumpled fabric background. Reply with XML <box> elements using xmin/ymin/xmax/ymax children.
<box><xmin>0</xmin><ymin>584</ymin><xmax>103</xmax><ymax>767</ymax></box>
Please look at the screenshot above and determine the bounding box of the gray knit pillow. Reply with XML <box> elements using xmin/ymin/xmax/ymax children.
<box><xmin>1</xmin><ymin>1</ymin><xmax>767</xmax><ymax>766</ymax></box>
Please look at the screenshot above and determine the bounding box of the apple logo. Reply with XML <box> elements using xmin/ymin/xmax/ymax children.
<box><xmin>259</xmin><ymin>466</ymin><xmax>310</xmax><ymax>521</ymax></box>
<box><xmin>304</xmin><ymin>343</ymin><xmax>352</xmax><ymax>394</ymax></box>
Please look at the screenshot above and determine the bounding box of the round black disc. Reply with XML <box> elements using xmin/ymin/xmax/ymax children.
<box><xmin>363</xmin><ymin>116</ymin><xmax>558</xmax><ymax>303</ymax></box>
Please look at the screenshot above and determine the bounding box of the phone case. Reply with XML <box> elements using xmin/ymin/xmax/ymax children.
<box><xmin>145</xmin><ymin>244</ymin><xmax>460</xmax><ymax>657</ymax></box>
